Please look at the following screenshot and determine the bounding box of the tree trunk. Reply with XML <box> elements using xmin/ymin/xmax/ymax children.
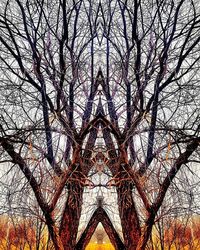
<box><xmin>101</xmin><ymin>208</ymin><xmax>125</xmax><ymax>250</ymax></box>
<box><xmin>118</xmin><ymin>187</ymin><xmax>141</xmax><ymax>250</ymax></box>
<box><xmin>136</xmin><ymin>214</ymin><xmax>155</xmax><ymax>250</ymax></box>
<box><xmin>45</xmin><ymin>213</ymin><xmax>64</xmax><ymax>250</ymax></box>
<box><xmin>75</xmin><ymin>209</ymin><xmax>99</xmax><ymax>250</ymax></box>
<box><xmin>76</xmin><ymin>207</ymin><xmax>125</xmax><ymax>250</ymax></box>
<box><xmin>59</xmin><ymin>186</ymin><xmax>83</xmax><ymax>250</ymax></box>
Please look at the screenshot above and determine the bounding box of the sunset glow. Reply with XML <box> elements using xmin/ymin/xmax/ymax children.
<box><xmin>85</xmin><ymin>243</ymin><xmax>115</xmax><ymax>250</ymax></box>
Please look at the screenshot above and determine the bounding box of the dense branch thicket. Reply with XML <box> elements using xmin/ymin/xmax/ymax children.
<box><xmin>0</xmin><ymin>0</ymin><xmax>200</xmax><ymax>249</ymax></box>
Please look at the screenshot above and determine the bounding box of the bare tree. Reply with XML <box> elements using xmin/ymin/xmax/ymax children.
<box><xmin>0</xmin><ymin>0</ymin><xmax>200</xmax><ymax>250</ymax></box>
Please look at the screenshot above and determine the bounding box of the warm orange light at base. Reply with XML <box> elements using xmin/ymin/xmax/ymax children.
<box><xmin>85</xmin><ymin>243</ymin><xmax>115</xmax><ymax>250</ymax></box>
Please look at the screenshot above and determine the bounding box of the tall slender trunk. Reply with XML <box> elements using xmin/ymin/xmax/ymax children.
<box><xmin>45</xmin><ymin>213</ymin><xmax>64</xmax><ymax>250</ymax></box>
<box><xmin>59</xmin><ymin>187</ymin><xmax>83</xmax><ymax>250</ymax></box>
<box><xmin>117</xmin><ymin>187</ymin><xmax>141</xmax><ymax>250</ymax></box>
<box><xmin>136</xmin><ymin>214</ymin><xmax>155</xmax><ymax>250</ymax></box>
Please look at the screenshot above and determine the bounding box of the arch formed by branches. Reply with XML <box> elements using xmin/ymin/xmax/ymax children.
<box><xmin>0</xmin><ymin>0</ymin><xmax>200</xmax><ymax>250</ymax></box>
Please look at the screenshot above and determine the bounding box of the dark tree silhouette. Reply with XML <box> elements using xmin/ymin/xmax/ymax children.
<box><xmin>0</xmin><ymin>0</ymin><xmax>200</xmax><ymax>250</ymax></box>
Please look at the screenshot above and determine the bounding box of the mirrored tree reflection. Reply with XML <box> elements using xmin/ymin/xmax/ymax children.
<box><xmin>0</xmin><ymin>0</ymin><xmax>200</xmax><ymax>250</ymax></box>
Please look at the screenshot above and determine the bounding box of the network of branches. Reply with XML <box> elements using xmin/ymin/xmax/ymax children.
<box><xmin>0</xmin><ymin>0</ymin><xmax>200</xmax><ymax>250</ymax></box>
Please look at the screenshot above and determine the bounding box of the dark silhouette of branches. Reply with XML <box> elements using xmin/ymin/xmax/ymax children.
<box><xmin>0</xmin><ymin>0</ymin><xmax>200</xmax><ymax>250</ymax></box>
